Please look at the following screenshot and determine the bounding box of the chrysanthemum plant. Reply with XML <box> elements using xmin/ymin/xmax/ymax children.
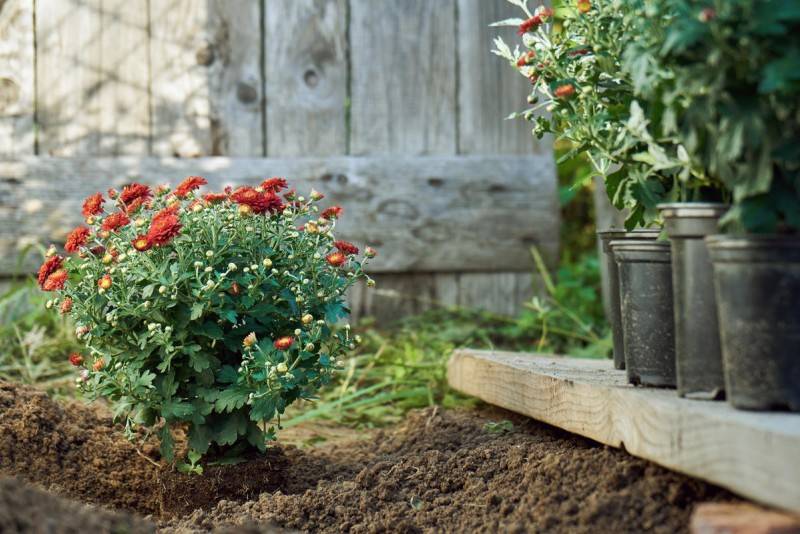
<box><xmin>39</xmin><ymin>177</ymin><xmax>376</xmax><ymax>465</ymax></box>
<box><xmin>492</xmin><ymin>0</ymin><xmax>721</xmax><ymax>228</ymax></box>
<box><xmin>622</xmin><ymin>0</ymin><xmax>799</xmax><ymax>233</ymax></box>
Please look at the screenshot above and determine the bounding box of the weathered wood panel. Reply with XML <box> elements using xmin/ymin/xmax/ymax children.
<box><xmin>150</xmin><ymin>0</ymin><xmax>263</xmax><ymax>157</ymax></box>
<box><xmin>0</xmin><ymin>0</ymin><xmax>34</xmax><ymax>156</ymax></box>
<box><xmin>0</xmin><ymin>154</ymin><xmax>557</xmax><ymax>274</ymax></box>
<box><xmin>457</xmin><ymin>0</ymin><xmax>545</xmax><ymax>155</ymax></box>
<box><xmin>264</xmin><ymin>0</ymin><xmax>347</xmax><ymax>157</ymax></box>
<box><xmin>349</xmin><ymin>0</ymin><xmax>457</xmax><ymax>155</ymax></box>
<box><xmin>35</xmin><ymin>0</ymin><xmax>103</xmax><ymax>155</ymax></box>
<box><xmin>448</xmin><ymin>350</ymin><xmax>800</xmax><ymax>515</ymax></box>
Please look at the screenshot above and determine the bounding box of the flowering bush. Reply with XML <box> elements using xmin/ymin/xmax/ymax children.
<box><xmin>493</xmin><ymin>0</ymin><xmax>724</xmax><ymax>228</ymax></box>
<box><xmin>623</xmin><ymin>0</ymin><xmax>800</xmax><ymax>232</ymax></box>
<box><xmin>40</xmin><ymin>177</ymin><xmax>375</xmax><ymax>462</ymax></box>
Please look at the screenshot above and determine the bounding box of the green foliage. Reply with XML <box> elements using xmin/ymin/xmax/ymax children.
<box><xmin>483</xmin><ymin>420</ymin><xmax>515</xmax><ymax>434</ymax></box>
<box><xmin>40</xmin><ymin>180</ymin><xmax>373</xmax><ymax>462</ymax></box>
<box><xmin>623</xmin><ymin>0</ymin><xmax>800</xmax><ymax>232</ymax></box>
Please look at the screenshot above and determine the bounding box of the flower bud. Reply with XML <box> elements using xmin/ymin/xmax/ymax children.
<box><xmin>310</xmin><ymin>189</ymin><xmax>324</xmax><ymax>201</ymax></box>
<box><xmin>276</xmin><ymin>362</ymin><xmax>288</xmax><ymax>374</ymax></box>
<box><xmin>205</xmin><ymin>266</ymin><xmax>213</xmax><ymax>272</ymax></box>
<box><xmin>228</xmin><ymin>263</ymin><xmax>238</xmax><ymax>271</ymax></box>
<box><xmin>294</xmin><ymin>328</ymin><xmax>302</xmax><ymax>336</ymax></box>
<box><xmin>45</xmin><ymin>245</ymin><xmax>57</xmax><ymax>257</ymax></box>
<box><xmin>302</xmin><ymin>314</ymin><xmax>313</xmax><ymax>325</ymax></box>
<box><xmin>243</xmin><ymin>332</ymin><xmax>257</xmax><ymax>347</ymax></box>
<box><xmin>45</xmin><ymin>300</ymin><xmax>53</xmax><ymax>309</ymax></box>
<box><xmin>206</xmin><ymin>250</ymin><xmax>214</xmax><ymax>257</ymax></box>
<box><xmin>365</xmin><ymin>246</ymin><xmax>377</xmax><ymax>258</ymax></box>
<box><xmin>135</xmin><ymin>217</ymin><xmax>146</xmax><ymax>227</ymax></box>
<box><xmin>304</xmin><ymin>343</ymin><xmax>315</xmax><ymax>351</ymax></box>
<box><xmin>367</xmin><ymin>278</ymin><xmax>376</xmax><ymax>288</ymax></box>
<box><xmin>158</xmin><ymin>285</ymin><xmax>167</xmax><ymax>294</ymax></box>
<box><xmin>194</xmin><ymin>261</ymin><xmax>203</xmax><ymax>268</ymax></box>
<box><xmin>250</xmin><ymin>264</ymin><xmax>258</xmax><ymax>271</ymax></box>
<box><xmin>92</xmin><ymin>358</ymin><xmax>105</xmax><ymax>372</ymax></box>
<box><xmin>262</xmin><ymin>258</ymin><xmax>272</xmax><ymax>268</ymax></box>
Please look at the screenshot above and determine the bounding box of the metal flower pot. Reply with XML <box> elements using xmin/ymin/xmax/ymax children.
<box><xmin>659</xmin><ymin>203</ymin><xmax>728</xmax><ymax>400</ymax></box>
<box><xmin>707</xmin><ymin>235</ymin><xmax>800</xmax><ymax>411</ymax></box>
<box><xmin>611</xmin><ymin>240</ymin><xmax>676</xmax><ymax>387</ymax></box>
<box><xmin>597</xmin><ymin>229</ymin><xmax>661</xmax><ymax>370</ymax></box>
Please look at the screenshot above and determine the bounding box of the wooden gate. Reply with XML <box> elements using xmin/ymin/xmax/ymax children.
<box><xmin>0</xmin><ymin>0</ymin><xmax>558</xmax><ymax>321</ymax></box>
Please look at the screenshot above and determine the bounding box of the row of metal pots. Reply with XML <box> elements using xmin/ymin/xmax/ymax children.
<box><xmin>598</xmin><ymin>203</ymin><xmax>800</xmax><ymax>412</ymax></box>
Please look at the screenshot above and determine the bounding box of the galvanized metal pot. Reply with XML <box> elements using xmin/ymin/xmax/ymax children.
<box><xmin>611</xmin><ymin>240</ymin><xmax>676</xmax><ymax>387</ymax></box>
<box><xmin>659</xmin><ymin>203</ymin><xmax>728</xmax><ymax>400</ymax></box>
<box><xmin>707</xmin><ymin>235</ymin><xmax>800</xmax><ymax>411</ymax></box>
<box><xmin>597</xmin><ymin>229</ymin><xmax>661</xmax><ymax>370</ymax></box>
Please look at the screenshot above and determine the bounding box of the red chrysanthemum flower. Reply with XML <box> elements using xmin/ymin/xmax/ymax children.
<box><xmin>516</xmin><ymin>50</ymin><xmax>536</xmax><ymax>67</ymax></box>
<box><xmin>365</xmin><ymin>246</ymin><xmax>378</xmax><ymax>258</ymax></box>
<box><xmin>334</xmin><ymin>240</ymin><xmax>359</xmax><ymax>255</ymax></box>
<box><xmin>64</xmin><ymin>226</ymin><xmax>91</xmax><ymax>253</ymax></box>
<box><xmin>229</xmin><ymin>282</ymin><xmax>241</xmax><ymax>296</ymax></box>
<box><xmin>43</xmin><ymin>269</ymin><xmax>68</xmax><ymax>291</ymax></box>
<box><xmin>60</xmin><ymin>297</ymin><xmax>73</xmax><ymax>314</ymax></box>
<box><xmin>326</xmin><ymin>251</ymin><xmax>347</xmax><ymax>267</ymax></box>
<box><xmin>97</xmin><ymin>274</ymin><xmax>112</xmax><ymax>290</ymax></box>
<box><xmin>82</xmin><ymin>192</ymin><xmax>104</xmax><ymax>218</ymax></box>
<box><xmin>131</xmin><ymin>235</ymin><xmax>152</xmax><ymax>252</ymax></box>
<box><xmin>174</xmin><ymin>176</ymin><xmax>208</xmax><ymax>198</ymax></box>
<box><xmin>93</xmin><ymin>358</ymin><xmax>105</xmax><ymax>372</ymax></box>
<box><xmin>554</xmin><ymin>83</ymin><xmax>576</xmax><ymax>99</ymax></box>
<box><xmin>320</xmin><ymin>206</ymin><xmax>343</xmax><ymax>220</ymax></box>
<box><xmin>69</xmin><ymin>353</ymin><xmax>84</xmax><ymax>366</ymax></box>
<box><xmin>146</xmin><ymin>207</ymin><xmax>182</xmax><ymax>247</ymax></box>
<box><xmin>274</xmin><ymin>336</ymin><xmax>294</xmax><ymax>350</ymax></box>
<box><xmin>38</xmin><ymin>255</ymin><xmax>63</xmax><ymax>289</ymax></box>
<box><xmin>517</xmin><ymin>7</ymin><xmax>553</xmax><ymax>35</ymax></box>
<box><xmin>261</xmin><ymin>177</ymin><xmax>288</xmax><ymax>193</ymax></box>
<box><xmin>119</xmin><ymin>183</ymin><xmax>152</xmax><ymax>210</ymax></box>
<box><xmin>231</xmin><ymin>187</ymin><xmax>284</xmax><ymax>214</ymax></box>
<box><xmin>102</xmin><ymin>211</ymin><xmax>131</xmax><ymax>232</ymax></box>
<box><xmin>107</xmin><ymin>188</ymin><xmax>118</xmax><ymax>199</ymax></box>
<box><xmin>203</xmin><ymin>192</ymin><xmax>228</xmax><ymax>203</ymax></box>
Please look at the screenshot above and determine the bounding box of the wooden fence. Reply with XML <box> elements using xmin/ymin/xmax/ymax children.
<box><xmin>0</xmin><ymin>0</ymin><xmax>558</xmax><ymax>321</ymax></box>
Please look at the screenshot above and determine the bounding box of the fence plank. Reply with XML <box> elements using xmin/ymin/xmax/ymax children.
<box><xmin>265</xmin><ymin>0</ymin><xmax>347</xmax><ymax>157</ymax></box>
<box><xmin>0</xmin><ymin>154</ymin><xmax>557</xmax><ymax>275</ymax></box>
<box><xmin>349</xmin><ymin>0</ymin><xmax>457</xmax><ymax>155</ymax></box>
<box><xmin>150</xmin><ymin>0</ymin><xmax>262</xmax><ymax>157</ymax></box>
<box><xmin>35</xmin><ymin>0</ymin><xmax>103</xmax><ymax>155</ymax></box>
<box><xmin>457</xmin><ymin>0</ymin><xmax>546</xmax><ymax>155</ymax></box>
<box><xmin>0</xmin><ymin>0</ymin><xmax>34</xmax><ymax>156</ymax></box>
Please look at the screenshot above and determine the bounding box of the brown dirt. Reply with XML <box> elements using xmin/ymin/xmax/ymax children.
<box><xmin>0</xmin><ymin>381</ymin><xmax>738</xmax><ymax>533</ymax></box>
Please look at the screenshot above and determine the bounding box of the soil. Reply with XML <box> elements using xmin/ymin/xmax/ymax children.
<box><xmin>0</xmin><ymin>381</ymin><xmax>738</xmax><ymax>533</ymax></box>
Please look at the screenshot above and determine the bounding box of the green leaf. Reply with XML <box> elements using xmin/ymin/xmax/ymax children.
<box><xmin>188</xmin><ymin>424</ymin><xmax>211</xmax><ymax>454</ymax></box>
<box><xmin>249</xmin><ymin>396</ymin><xmax>276</xmax><ymax>422</ymax></box>
<box><xmin>160</xmin><ymin>424</ymin><xmax>175</xmax><ymax>462</ymax></box>
<box><xmin>217</xmin><ymin>365</ymin><xmax>239</xmax><ymax>384</ymax></box>
<box><xmin>214</xmin><ymin>387</ymin><xmax>248</xmax><ymax>413</ymax></box>
<box><xmin>192</xmin><ymin>321</ymin><xmax>224</xmax><ymax>340</ymax></box>
<box><xmin>162</xmin><ymin>399</ymin><xmax>194</xmax><ymax>421</ymax></box>
<box><xmin>190</xmin><ymin>302</ymin><xmax>205</xmax><ymax>321</ymax></box>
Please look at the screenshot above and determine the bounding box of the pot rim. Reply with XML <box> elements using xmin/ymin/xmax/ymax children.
<box><xmin>608</xmin><ymin>239</ymin><xmax>671</xmax><ymax>252</ymax></box>
<box><xmin>706</xmin><ymin>234</ymin><xmax>800</xmax><ymax>250</ymax></box>
<box><xmin>597</xmin><ymin>228</ymin><xmax>662</xmax><ymax>240</ymax></box>
<box><xmin>657</xmin><ymin>202</ymin><xmax>729</xmax><ymax>219</ymax></box>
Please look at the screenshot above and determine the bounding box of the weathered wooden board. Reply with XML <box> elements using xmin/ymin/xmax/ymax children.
<box><xmin>150</xmin><ymin>0</ymin><xmax>263</xmax><ymax>157</ymax></box>
<box><xmin>0</xmin><ymin>0</ymin><xmax>34</xmax><ymax>156</ymax></box>
<box><xmin>457</xmin><ymin>0</ymin><xmax>546</xmax><ymax>155</ymax></box>
<box><xmin>0</xmin><ymin>154</ymin><xmax>558</xmax><ymax>274</ymax></box>
<box><xmin>35</xmin><ymin>0</ymin><xmax>104</xmax><ymax>155</ymax></box>
<box><xmin>448</xmin><ymin>349</ymin><xmax>800</xmax><ymax>515</ymax></box>
<box><xmin>349</xmin><ymin>0</ymin><xmax>457</xmax><ymax>155</ymax></box>
<box><xmin>264</xmin><ymin>0</ymin><xmax>347</xmax><ymax>157</ymax></box>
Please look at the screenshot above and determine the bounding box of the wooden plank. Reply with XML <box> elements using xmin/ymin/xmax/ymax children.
<box><xmin>97</xmin><ymin>0</ymin><xmax>150</xmax><ymax>155</ymax></box>
<box><xmin>690</xmin><ymin>503</ymin><xmax>800</xmax><ymax>534</ymax></box>
<box><xmin>456</xmin><ymin>0</ymin><xmax>547</xmax><ymax>155</ymax></box>
<box><xmin>150</xmin><ymin>0</ymin><xmax>263</xmax><ymax>157</ymax></box>
<box><xmin>0</xmin><ymin>154</ymin><xmax>558</xmax><ymax>274</ymax></box>
<box><xmin>349</xmin><ymin>0</ymin><xmax>457</xmax><ymax>155</ymax></box>
<box><xmin>35</xmin><ymin>0</ymin><xmax>103</xmax><ymax>155</ymax></box>
<box><xmin>0</xmin><ymin>0</ymin><xmax>35</xmax><ymax>156</ymax></box>
<box><xmin>447</xmin><ymin>349</ymin><xmax>800</xmax><ymax>515</ymax></box>
<box><xmin>264</xmin><ymin>0</ymin><xmax>347</xmax><ymax>157</ymax></box>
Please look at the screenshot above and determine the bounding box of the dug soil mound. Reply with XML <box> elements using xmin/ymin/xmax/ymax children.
<box><xmin>0</xmin><ymin>381</ymin><xmax>737</xmax><ymax>533</ymax></box>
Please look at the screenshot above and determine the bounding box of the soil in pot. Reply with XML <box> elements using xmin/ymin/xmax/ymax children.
<box><xmin>611</xmin><ymin>240</ymin><xmax>676</xmax><ymax>387</ymax></box>
<box><xmin>597</xmin><ymin>229</ymin><xmax>662</xmax><ymax>370</ymax></box>
<box><xmin>0</xmin><ymin>381</ymin><xmax>737</xmax><ymax>533</ymax></box>
<box><xmin>707</xmin><ymin>235</ymin><xmax>800</xmax><ymax>411</ymax></box>
<box><xmin>659</xmin><ymin>203</ymin><xmax>728</xmax><ymax>400</ymax></box>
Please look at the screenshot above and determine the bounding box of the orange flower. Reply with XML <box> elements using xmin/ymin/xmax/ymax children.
<box><xmin>554</xmin><ymin>83</ymin><xmax>576</xmax><ymax>99</ymax></box>
<box><xmin>102</xmin><ymin>212</ymin><xmax>131</xmax><ymax>232</ymax></box>
<box><xmin>577</xmin><ymin>0</ymin><xmax>591</xmax><ymax>13</ymax></box>
<box><xmin>98</xmin><ymin>275</ymin><xmax>112</xmax><ymax>290</ymax></box>
<box><xmin>64</xmin><ymin>226</ymin><xmax>91</xmax><ymax>253</ymax></box>
<box><xmin>243</xmin><ymin>332</ymin><xmax>257</xmax><ymax>347</ymax></box>
<box><xmin>69</xmin><ymin>353</ymin><xmax>84</xmax><ymax>366</ymax></box>
<box><xmin>260</xmin><ymin>177</ymin><xmax>288</xmax><ymax>193</ymax></box>
<box><xmin>92</xmin><ymin>358</ymin><xmax>105</xmax><ymax>372</ymax></box>
<box><xmin>365</xmin><ymin>246</ymin><xmax>377</xmax><ymax>258</ymax></box>
<box><xmin>229</xmin><ymin>282</ymin><xmax>241</xmax><ymax>296</ymax></box>
<box><xmin>174</xmin><ymin>176</ymin><xmax>208</xmax><ymax>197</ymax></box>
<box><xmin>326</xmin><ymin>251</ymin><xmax>346</xmax><ymax>267</ymax></box>
<box><xmin>204</xmin><ymin>192</ymin><xmax>228</xmax><ymax>203</ymax></box>
<box><xmin>274</xmin><ymin>336</ymin><xmax>294</xmax><ymax>350</ymax></box>
<box><xmin>516</xmin><ymin>50</ymin><xmax>536</xmax><ymax>67</ymax></box>
<box><xmin>38</xmin><ymin>255</ymin><xmax>64</xmax><ymax>289</ymax></box>
<box><xmin>231</xmin><ymin>186</ymin><xmax>284</xmax><ymax>214</ymax></box>
<box><xmin>119</xmin><ymin>183</ymin><xmax>152</xmax><ymax>209</ymax></box>
<box><xmin>320</xmin><ymin>206</ymin><xmax>343</xmax><ymax>220</ymax></box>
<box><xmin>131</xmin><ymin>235</ymin><xmax>152</xmax><ymax>251</ymax></box>
<box><xmin>60</xmin><ymin>297</ymin><xmax>73</xmax><ymax>314</ymax></box>
<box><xmin>42</xmin><ymin>270</ymin><xmax>68</xmax><ymax>291</ymax></box>
<box><xmin>334</xmin><ymin>240</ymin><xmax>359</xmax><ymax>255</ymax></box>
<box><xmin>82</xmin><ymin>192</ymin><xmax>104</xmax><ymax>217</ymax></box>
<box><xmin>146</xmin><ymin>206</ymin><xmax>182</xmax><ymax>246</ymax></box>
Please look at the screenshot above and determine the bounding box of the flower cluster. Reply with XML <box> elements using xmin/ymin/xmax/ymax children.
<box><xmin>40</xmin><ymin>176</ymin><xmax>376</xmax><ymax>462</ymax></box>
